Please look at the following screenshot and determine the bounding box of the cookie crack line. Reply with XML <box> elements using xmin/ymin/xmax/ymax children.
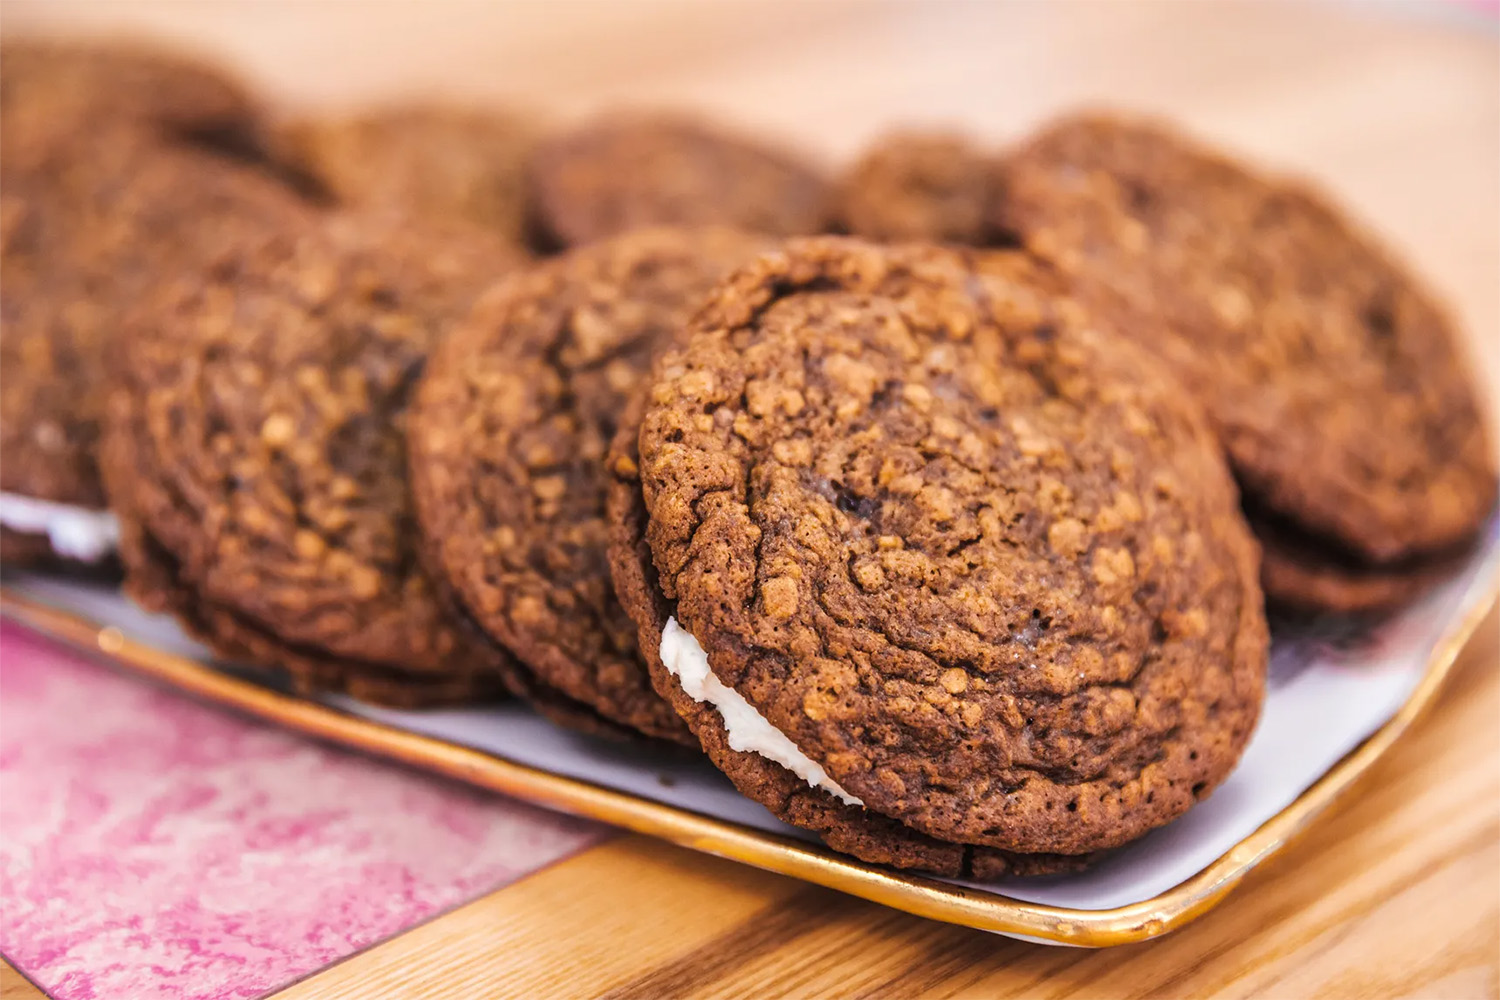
<box><xmin>805</xmin><ymin>580</ymin><xmax>1146</xmax><ymax>709</ymax></box>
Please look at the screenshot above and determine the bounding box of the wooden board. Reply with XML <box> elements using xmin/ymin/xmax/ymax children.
<box><xmin>0</xmin><ymin>961</ymin><xmax>45</xmax><ymax>1000</ymax></box>
<box><xmin>281</xmin><ymin>606</ymin><xmax>1499</xmax><ymax>999</ymax></box>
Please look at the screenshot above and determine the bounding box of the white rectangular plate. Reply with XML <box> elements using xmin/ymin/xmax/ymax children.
<box><xmin>3</xmin><ymin>517</ymin><xmax>1495</xmax><ymax>945</ymax></box>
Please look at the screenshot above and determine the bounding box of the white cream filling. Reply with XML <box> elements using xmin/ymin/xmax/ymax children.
<box><xmin>660</xmin><ymin>616</ymin><xmax>863</xmax><ymax>807</ymax></box>
<box><xmin>0</xmin><ymin>492</ymin><xmax>119</xmax><ymax>562</ymax></box>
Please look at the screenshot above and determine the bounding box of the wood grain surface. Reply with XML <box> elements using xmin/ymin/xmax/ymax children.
<box><xmin>5</xmin><ymin>1</ymin><xmax>1498</xmax><ymax>996</ymax></box>
<box><xmin>0</xmin><ymin>961</ymin><xmax>45</xmax><ymax>1000</ymax></box>
<box><xmin>286</xmin><ymin>607</ymin><xmax>1498</xmax><ymax>999</ymax></box>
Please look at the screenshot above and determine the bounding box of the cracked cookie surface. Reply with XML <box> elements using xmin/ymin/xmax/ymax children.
<box><xmin>627</xmin><ymin>238</ymin><xmax>1267</xmax><ymax>856</ymax></box>
<box><xmin>102</xmin><ymin>213</ymin><xmax>522</xmax><ymax>704</ymax></box>
<box><xmin>411</xmin><ymin>227</ymin><xmax>771</xmax><ymax>739</ymax></box>
<box><xmin>997</xmin><ymin>113</ymin><xmax>1497</xmax><ymax>572</ymax></box>
<box><xmin>608</xmin><ymin>390</ymin><xmax>1090</xmax><ymax>876</ymax></box>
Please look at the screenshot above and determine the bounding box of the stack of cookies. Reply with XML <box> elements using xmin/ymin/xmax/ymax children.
<box><xmin>3</xmin><ymin>40</ymin><xmax>1493</xmax><ymax>876</ymax></box>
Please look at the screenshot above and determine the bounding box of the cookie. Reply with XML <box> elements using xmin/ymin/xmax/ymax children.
<box><xmin>527</xmin><ymin>113</ymin><xmax>828</xmax><ymax>248</ymax></box>
<box><xmin>0</xmin><ymin>39</ymin><xmax>259</xmax><ymax>165</ymax></box>
<box><xmin>101</xmin><ymin>212</ymin><xmax>524</xmax><ymax>705</ymax></box>
<box><xmin>997</xmin><ymin>113</ymin><xmax>1497</xmax><ymax>589</ymax></box>
<box><xmin>410</xmin><ymin>227</ymin><xmax>772</xmax><ymax>740</ymax></box>
<box><xmin>1</xmin><ymin>132</ymin><xmax>311</xmax><ymax>568</ymax></box>
<box><xmin>607</xmin><ymin>391</ymin><xmax>1084</xmax><ymax>877</ymax></box>
<box><xmin>833</xmin><ymin>131</ymin><xmax>1002</xmax><ymax>245</ymax></box>
<box><xmin>272</xmin><ymin>104</ymin><xmax>537</xmax><ymax>246</ymax></box>
<box><xmin>1</xmin><ymin>175</ymin><xmax>111</xmax><ymax>553</ymax></box>
<box><xmin>0</xmin><ymin>309</ymin><xmax>121</xmax><ymax>569</ymax></box>
<box><xmin>611</xmin><ymin>238</ymin><xmax>1267</xmax><ymax>864</ymax></box>
<box><xmin>1251</xmin><ymin>511</ymin><xmax>1469</xmax><ymax>615</ymax></box>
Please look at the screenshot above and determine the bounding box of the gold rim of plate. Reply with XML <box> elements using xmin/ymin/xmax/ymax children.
<box><xmin>2</xmin><ymin>582</ymin><xmax>1494</xmax><ymax>947</ymax></box>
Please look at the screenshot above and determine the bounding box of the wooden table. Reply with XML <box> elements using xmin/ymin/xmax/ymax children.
<box><xmin>3</xmin><ymin>2</ymin><xmax>1497</xmax><ymax>997</ymax></box>
<box><xmin>276</xmin><ymin>611</ymin><xmax>1500</xmax><ymax>998</ymax></box>
<box><xmin>16</xmin><ymin>608</ymin><xmax>1496</xmax><ymax>999</ymax></box>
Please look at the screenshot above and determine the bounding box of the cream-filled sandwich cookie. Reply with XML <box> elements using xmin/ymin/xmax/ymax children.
<box><xmin>607</xmin><ymin>238</ymin><xmax>1268</xmax><ymax>874</ymax></box>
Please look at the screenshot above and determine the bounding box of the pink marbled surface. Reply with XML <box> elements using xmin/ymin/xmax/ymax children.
<box><xmin>0</xmin><ymin>622</ymin><xmax>608</xmax><ymax>1000</ymax></box>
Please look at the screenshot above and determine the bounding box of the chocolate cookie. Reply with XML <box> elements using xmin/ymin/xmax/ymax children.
<box><xmin>612</xmin><ymin>238</ymin><xmax>1267</xmax><ymax>864</ymax></box>
<box><xmin>410</xmin><ymin>227</ymin><xmax>772</xmax><ymax>739</ymax></box>
<box><xmin>527</xmin><ymin>113</ymin><xmax>827</xmax><ymax>248</ymax></box>
<box><xmin>1</xmin><ymin>132</ymin><xmax>311</xmax><ymax>568</ymax></box>
<box><xmin>101</xmin><ymin>213</ymin><xmax>524</xmax><ymax>705</ymax></box>
<box><xmin>1</xmin><ymin>174</ymin><xmax>110</xmax><ymax>544</ymax></box>
<box><xmin>1251</xmin><ymin>511</ymin><xmax>1470</xmax><ymax>615</ymax></box>
<box><xmin>0</xmin><ymin>39</ymin><xmax>259</xmax><ymax>165</ymax></box>
<box><xmin>608</xmin><ymin>391</ymin><xmax>1087</xmax><ymax>877</ymax></box>
<box><xmin>833</xmin><ymin>131</ymin><xmax>1002</xmax><ymax>245</ymax></box>
<box><xmin>0</xmin><ymin>260</ymin><xmax>118</xmax><ymax>569</ymax></box>
<box><xmin>273</xmin><ymin>104</ymin><xmax>537</xmax><ymax>246</ymax></box>
<box><xmin>997</xmin><ymin>113</ymin><xmax>1497</xmax><ymax>603</ymax></box>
